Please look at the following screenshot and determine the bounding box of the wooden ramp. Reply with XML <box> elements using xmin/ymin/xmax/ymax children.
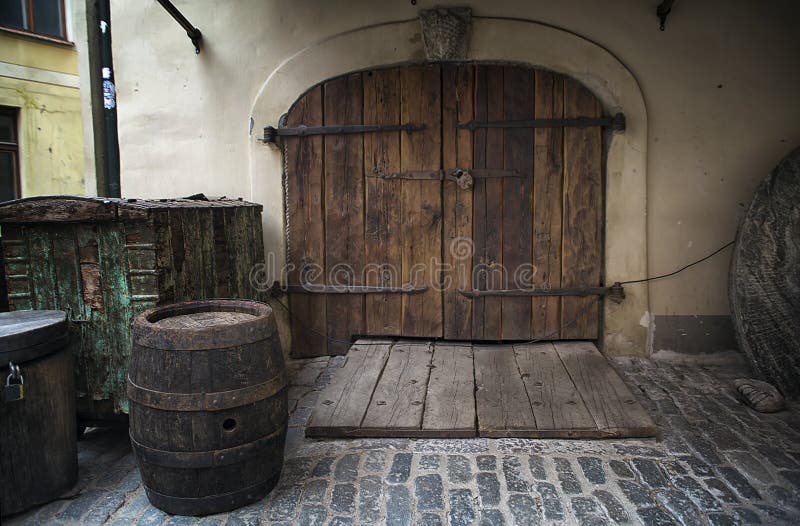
<box><xmin>307</xmin><ymin>340</ymin><xmax>656</xmax><ymax>439</ymax></box>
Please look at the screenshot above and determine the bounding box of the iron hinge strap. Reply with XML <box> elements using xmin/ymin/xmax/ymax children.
<box><xmin>263</xmin><ymin>123</ymin><xmax>423</xmax><ymax>143</ymax></box>
<box><xmin>282</xmin><ymin>284</ymin><xmax>428</xmax><ymax>295</ymax></box>
<box><xmin>458</xmin><ymin>113</ymin><xmax>626</xmax><ymax>132</ymax></box>
<box><xmin>459</xmin><ymin>283</ymin><xmax>625</xmax><ymax>303</ymax></box>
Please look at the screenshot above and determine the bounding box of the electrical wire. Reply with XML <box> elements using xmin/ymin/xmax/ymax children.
<box><xmin>618</xmin><ymin>240</ymin><xmax>735</xmax><ymax>285</ymax></box>
<box><xmin>271</xmin><ymin>239</ymin><xmax>736</xmax><ymax>348</ymax></box>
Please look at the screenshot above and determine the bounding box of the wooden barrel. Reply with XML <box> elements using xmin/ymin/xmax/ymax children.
<box><xmin>730</xmin><ymin>146</ymin><xmax>800</xmax><ymax>396</ymax></box>
<box><xmin>128</xmin><ymin>299</ymin><xmax>287</xmax><ymax>516</ymax></box>
<box><xmin>1</xmin><ymin>310</ymin><xmax>76</xmax><ymax>516</ymax></box>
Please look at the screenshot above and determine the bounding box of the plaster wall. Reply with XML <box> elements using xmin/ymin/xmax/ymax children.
<box><xmin>104</xmin><ymin>0</ymin><xmax>800</xmax><ymax>355</ymax></box>
<box><xmin>0</xmin><ymin>33</ymin><xmax>85</xmax><ymax>197</ymax></box>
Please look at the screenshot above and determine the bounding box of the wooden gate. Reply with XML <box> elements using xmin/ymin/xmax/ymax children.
<box><xmin>283</xmin><ymin>64</ymin><xmax>606</xmax><ymax>356</ymax></box>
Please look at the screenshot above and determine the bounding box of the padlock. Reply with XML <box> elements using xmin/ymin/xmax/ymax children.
<box><xmin>4</xmin><ymin>363</ymin><xmax>24</xmax><ymax>402</ymax></box>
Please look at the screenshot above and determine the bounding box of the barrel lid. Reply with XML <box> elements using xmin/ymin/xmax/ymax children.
<box><xmin>0</xmin><ymin>310</ymin><xmax>69</xmax><ymax>367</ymax></box>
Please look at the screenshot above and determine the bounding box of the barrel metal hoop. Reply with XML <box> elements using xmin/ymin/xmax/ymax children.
<box><xmin>127</xmin><ymin>373</ymin><xmax>287</xmax><ymax>412</ymax></box>
<box><xmin>142</xmin><ymin>473</ymin><xmax>280</xmax><ymax>516</ymax></box>
<box><xmin>130</xmin><ymin>425</ymin><xmax>286</xmax><ymax>469</ymax></box>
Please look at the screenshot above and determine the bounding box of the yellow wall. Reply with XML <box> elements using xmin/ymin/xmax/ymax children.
<box><xmin>0</xmin><ymin>33</ymin><xmax>84</xmax><ymax>196</ymax></box>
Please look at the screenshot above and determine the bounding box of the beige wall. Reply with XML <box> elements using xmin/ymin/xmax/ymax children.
<box><xmin>106</xmin><ymin>0</ymin><xmax>800</xmax><ymax>352</ymax></box>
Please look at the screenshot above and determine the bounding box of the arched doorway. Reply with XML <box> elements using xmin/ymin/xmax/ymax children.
<box><xmin>282</xmin><ymin>63</ymin><xmax>610</xmax><ymax>356</ymax></box>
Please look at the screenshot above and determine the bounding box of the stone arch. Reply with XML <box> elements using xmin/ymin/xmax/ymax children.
<box><xmin>249</xmin><ymin>17</ymin><xmax>649</xmax><ymax>355</ymax></box>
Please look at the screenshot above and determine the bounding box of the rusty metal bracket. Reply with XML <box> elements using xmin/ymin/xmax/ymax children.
<box><xmin>155</xmin><ymin>0</ymin><xmax>202</xmax><ymax>54</ymax></box>
<box><xmin>263</xmin><ymin>123</ymin><xmax>423</xmax><ymax>143</ymax></box>
<box><xmin>458</xmin><ymin>113</ymin><xmax>626</xmax><ymax>132</ymax></box>
<box><xmin>459</xmin><ymin>282</ymin><xmax>626</xmax><ymax>304</ymax></box>
<box><xmin>283</xmin><ymin>284</ymin><xmax>427</xmax><ymax>294</ymax></box>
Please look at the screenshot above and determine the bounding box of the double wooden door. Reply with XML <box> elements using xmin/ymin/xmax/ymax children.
<box><xmin>285</xmin><ymin>64</ymin><xmax>603</xmax><ymax>356</ymax></box>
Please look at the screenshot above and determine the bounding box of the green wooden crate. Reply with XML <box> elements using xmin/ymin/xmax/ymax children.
<box><xmin>0</xmin><ymin>196</ymin><xmax>267</xmax><ymax>416</ymax></box>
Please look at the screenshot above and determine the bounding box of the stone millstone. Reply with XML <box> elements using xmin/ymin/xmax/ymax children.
<box><xmin>729</xmin><ymin>146</ymin><xmax>800</xmax><ymax>397</ymax></box>
<box><xmin>733</xmin><ymin>378</ymin><xmax>786</xmax><ymax>413</ymax></box>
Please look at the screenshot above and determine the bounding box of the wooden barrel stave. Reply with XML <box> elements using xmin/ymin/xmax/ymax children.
<box><xmin>128</xmin><ymin>299</ymin><xmax>287</xmax><ymax>515</ymax></box>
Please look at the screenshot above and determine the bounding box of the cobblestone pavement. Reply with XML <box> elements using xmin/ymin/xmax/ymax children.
<box><xmin>8</xmin><ymin>354</ymin><xmax>800</xmax><ymax>525</ymax></box>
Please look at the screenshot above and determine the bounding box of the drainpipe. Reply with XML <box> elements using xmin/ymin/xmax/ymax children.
<box><xmin>97</xmin><ymin>0</ymin><xmax>121</xmax><ymax>198</ymax></box>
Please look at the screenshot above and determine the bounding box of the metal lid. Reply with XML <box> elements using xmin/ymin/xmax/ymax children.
<box><xmin>0</xmin><ymin>310</ymin><xmax>69</xmax><ymax>367</ymax></box>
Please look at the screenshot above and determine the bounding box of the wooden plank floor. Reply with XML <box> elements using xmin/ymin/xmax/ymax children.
<box><xmin>307</xmin><ymin>339</ymin><xmax>656</xmax><ymax>439</ymax></box>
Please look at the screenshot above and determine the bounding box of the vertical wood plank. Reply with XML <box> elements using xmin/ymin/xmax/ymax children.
<box><xmin>442</xmin><ymin>64</ymin><xmax>474</xmax><ymax>340</ymax></box>
<box><xmin>307</xmin><ymin>340</ymin><xmax>392</xmax><ymax>436</ymax></box>
<box><xmin>532</xmin><ymin>71</ymin><xmax>564</xmax><ymax>339</ymax></box>
<box><xmin>324</xmin><ymin>74</ymin><xmax>365</xmax><ymax>353</ymax></box>
<box><xmin>501</xmin><ymin>66</ymin><xmax>534</xmax><ymax>340</ymax></box>
<box><xmin>400</xmin><ymin>64</ymin><xmax>442</xmax><ymax>337</ymax></box>
<box><xmin>422</xmin><ymin>343</ymin><xmax>475</xmax><ymax>437</ymax></box>
<box><xmin>471</xmin><ymin>65</ymin><xmax>503</xmax><ymax>340</ymax></box>
<box><xmin>474</xmin><ymin>344</ymin><xmax>537</xmax><ymax>437</ymax></box>
<box><xmin>286</xmin><ymin>86</ymin><xmax>328</xmax><ymax>357</ymax></box>
<box><xmin>364</xmin><ymin>68</ymin><xmax>402</xmax><ymax>335</ymax></box>
<box><xmin>562</xmin><ymin>78</ymin><xmax>602</xmax><ymax>339</ymax></box>
<box><xmin>555</xmin><ymin>341</ymin><xmax>656</xmax><ymax>437</ymax></box>
<box><xmin>513</xmin><ymin>342</ymin><xmax>595</xmax><ymax>434</ymax></box>
<box><xmin>361</xmin><ymin>341</ymin><xmax>434</xmax><ymax>433</ymax></box>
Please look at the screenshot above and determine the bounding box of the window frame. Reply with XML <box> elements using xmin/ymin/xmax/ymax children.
<box><xmin>0</xmin><ymin>0</ymin><xmax>69</xmax><ymax>43</ymax></box>
<box><xmin>0</xmin><ymin>107</ymin><xmax>21</xmax><ymax>203</ymax></box>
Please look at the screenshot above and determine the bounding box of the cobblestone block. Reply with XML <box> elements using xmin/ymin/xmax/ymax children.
<box><xmin>686</xmin><ymin>435</ymin><xmax>723</xmax><ymax>465</ymax></box>
<box><xmin>57</xmin><ymin>489</ymin><xmax>104</xmax><ymax>521</ymax></box>
<box><xmin>331</xmin><ymin>483</ymin><xmax>356</xmax><ymax>514</ymax></box>
<box><xmin>115</xmin><ymin>491</ymin><xmax>151</xmax><ymax>519</ymax></box>
<box><xmin>632</xmin><ymin>458</ymin><xmax>668</xmax><ymax>488</ymax></box>
<box><xmin>135</xmin><ymin>506</ymin><xmax>168</xmax><ymax>526</ymax></box>
<box><xmin>756</xmin><ymin>504</ymin><xmax>792</xmax><ymax>522</ymax></box>
<box><xmin>502</xmin><ymin>456</ymin><xmax>530</xmax><ymax>492</ymax></box>
<box><xmin>707</xmin><ymin>512</ymin><xmax>737</xmax><ymax>526</ymax></box>
<box><xmin>570</xmin><ymin>496</ymin><xmax>608</xmax><ymax>526</ymax></box>
<box><xmin>608</xmin><ymin>460</ymin><xmax>635</xmax><ymax>479</ymax></box>
<box><xmin>528</xmin><ymin>455</ymin><xmax>546</xmax><ymax>480</ymax></box>
<box><xmin>732</xmin><ymin>506</ymin><xmax>762</xmax><ymax>524</ymax></box>
<box><xmin>703</xmin><ymin>477</ymin><xmax>739</xmax><ymax>504</ymax></box>
<box><xmin>447</xmin><ymin>455</ymin><xmax>472</xmax><ymax>483</ymax></box>
<box><xmin>479</xmin><ymin>509</ymin><xmax>506</xmax><ymax>526</ymax></box>
<box><xmin>724</xmin><ymin>451</ymin><xmax>774</xmax><ymax>484</ymax></box>
<box><xmin>508</xmin><ymin>494</ymin><xmax>541</xmax><ymax>525</ymax></box>
<box><xmin>449</xmin><ymin>489</ymin><xmax>476</xmax><ymax>526</ymax></box>
<box><xmin>302</xmin><ymin>479</ymin><xmax>328</xmax><ymax>503</ymax></box>
<box><xmin>592</xmin><ymin>490</ymin><xmax>628</xmax><ymax>523</ymax></box>
<box><xmin>415</xmin><ymin>474</ymin><xmax>444</xmax><ymax>511</ymax></box>
<box><xmin>328</xmin><ymin>517</ymin><xmax>353</xmax><ymax>526</ymax></box>
<box><xmin>475</xmin><ymin>472</ymin><xmax>501</xmax><ymax>506</ymax></box>
<box><xmin>674</xmin><ymin>476</ymin><xmax>722</xmax><ymax>510</ymax></box>
<box><xmin>297</xmin><ymin>504</ymin><xmax>326</xmax><ymax>526</ymax></box>
<box><xmin>387</xmin><ymin>453</ymin><xmax>413</xmax><ymax>483</ymax></box>
<box><xmin>613</xmin><ymin>445</ymin><xmax>666</xmax><ymax>457</ymax></box>
<box><xmin>779</xmin><ymin>469</ymin><xmax>800</xmax><ymax>490</ymax></box>
<box><xmin>719</xmin><ymin>466</ymin><xmax>761</xmax><ymax>499</ymax></box>
<box><xmin>364</xmin><ymin>450</ymin><xmax>386</xmax><ymax>472</ymax></box>
<box><xmin>84</xmin><ymin>491</ymin><xmax>126</xmax><ymax>525</ymax></box>
<box><xmin>268</xmin><ymin>485</ymin><xmax>303</xmax><ymax>521</ymax></box>
<box><xmin>386</xmin><ymin>485</ymin><xmax>411</xmax><ymax>526</ymax></box>
<box><xmin>761</xmin><ymin>445</ymin><xmax>800</xmax><ymax>469</ymax></box>
<box><xmin>358</xmin><ymin>475</ymin><xmax>382</xmax><ymax>523</ymax></box>
<box><xmin>418</xmin><ymin>513</ymin><xmax>444</xmax><ymax>526</ymax></box>
<box><xmin>477</xmin><ymin>455</ymin><xmax>497</xmax><ymax>472</ymax></box>
<box><xmin>637</xmin><ymin>506</ymin><xmax>678</xmax><ymax>525</ymax></box>
<box><xmin>617</xmin><ymin>480</ymin><xmax>656</xmax><ymax>508</ymax></box>
<box><xmin>537</xmin><ymin>482</ymin><xmax>565</xmax><ymax>521</ymax></box>
<box><xmin>334</xmin><ymin>454</ymin><xmax>361</xmax><ymax>483</ymax></box>
<box><xmin>312</xmin><ymin>456</ymin><xmax>335</xmax><ymax>477</ymax></box>
<box><xmin>577</xmin><ymin>457</ymin><xmax>606</xmax><ymax>484</ymax></box>
<box><xmin>656</xmin><ymin>488</ymin><xmax>704</xmax><ymax>525</ymax></box>
<box><xmin>281</xmin><ymin>456</ymin><xmax>313</xmax><ymax>484</ymax></box>
<box><xmin>420</xmin><ymin>454</ymin><xmax>441</xmax><ymax>470</ymax></box>
<box><xmin>680</xmin><ymin>455</ymin><xmax>714</xmax><ymax>477</ymax></box>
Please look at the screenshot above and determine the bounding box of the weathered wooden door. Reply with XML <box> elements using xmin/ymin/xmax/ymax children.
<box><xmin>284</xmin><ymin>64</ymin><xmax>603</xmax><ymax>357</ymax></box>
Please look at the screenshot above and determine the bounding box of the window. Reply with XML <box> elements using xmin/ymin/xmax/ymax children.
<box><xmin>0</xmin><ymin>108</ymin><xmax>20</xmax><ymax>203</ymax></box>
<box><xmin>0</xmin><ymin>0</ymin><xmax>67</xmax><ymax>40</ymax></box>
